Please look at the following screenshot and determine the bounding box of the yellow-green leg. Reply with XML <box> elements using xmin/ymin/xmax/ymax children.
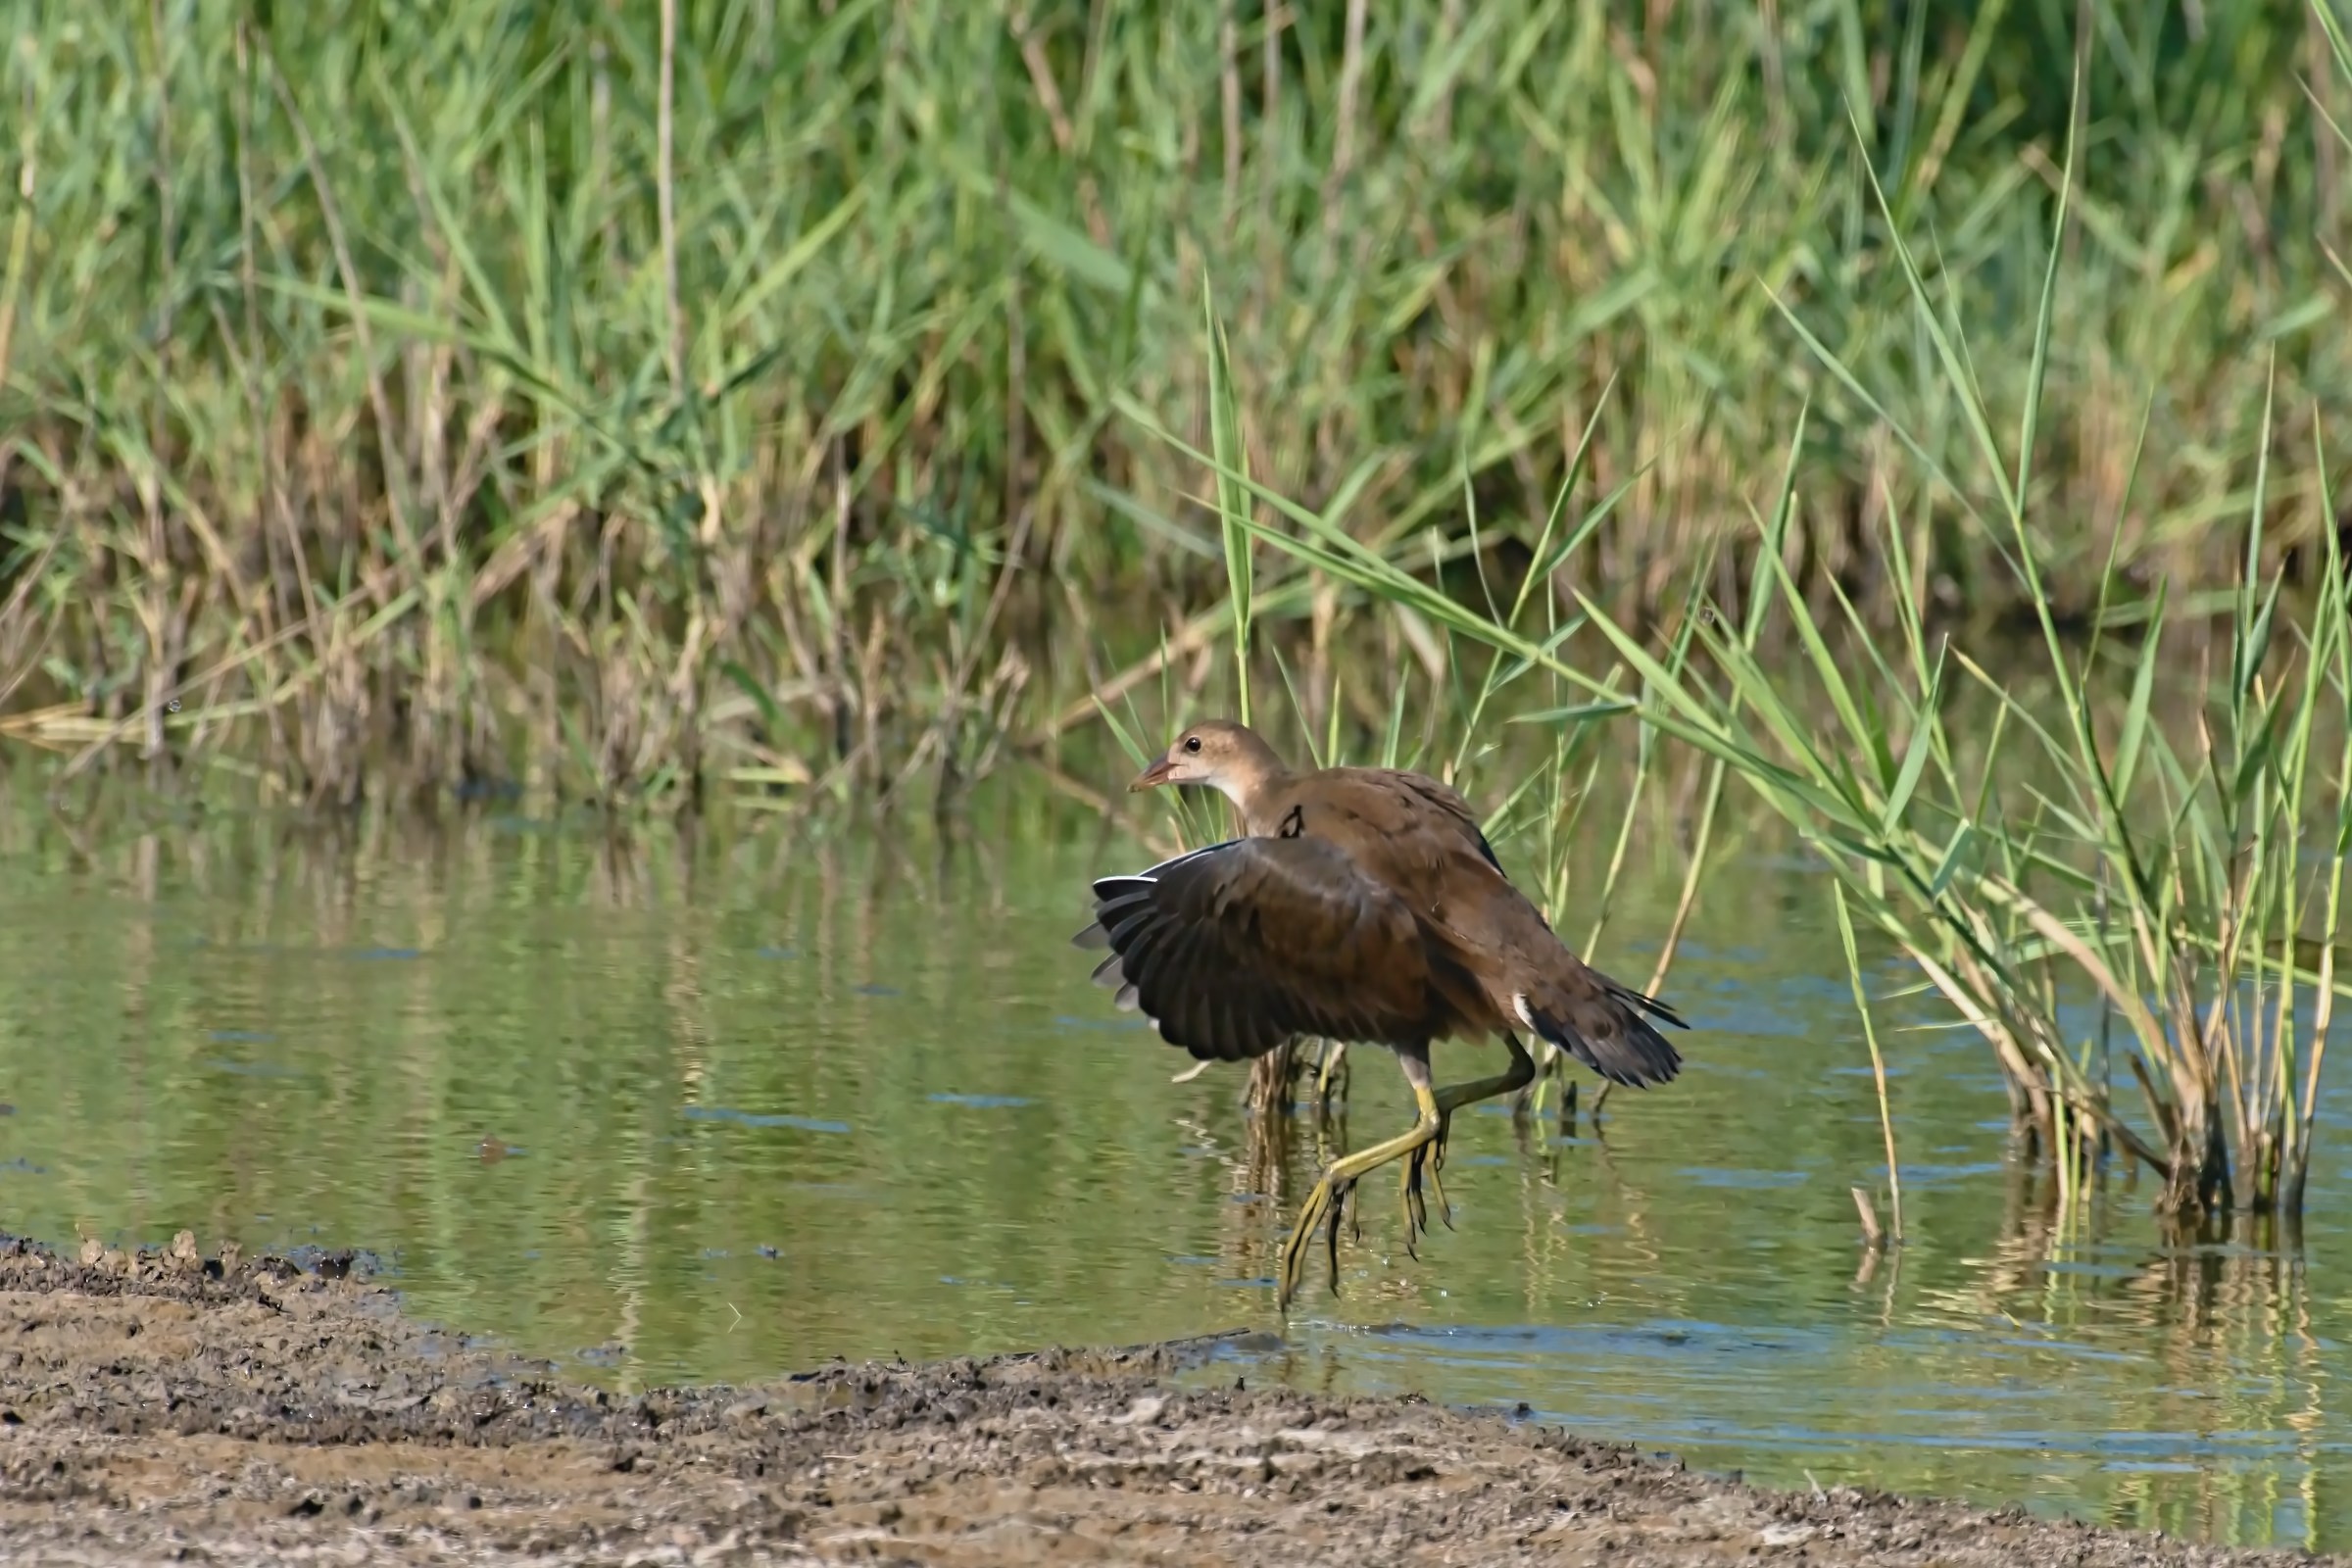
<box><xmin>1404</xmin><ymin>1032</ymin><xmax>1539</xmax><ymax>1238</ymax></box>
<box><xmin>1277</xmin><ymin>1048</ymin><xmax>1439</xmax><ymax>1314</ymax></box>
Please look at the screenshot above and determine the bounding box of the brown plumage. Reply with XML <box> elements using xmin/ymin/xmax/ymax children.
<box><xmin>1074</xmin><ymin>719</ymin><xmax>1689</xmax><ymax>1311</ymax></box>
<box><xmin>1074</xmin><ymin>719</ymin><xmax>1685</xmax><ymax>1086</ymax></box>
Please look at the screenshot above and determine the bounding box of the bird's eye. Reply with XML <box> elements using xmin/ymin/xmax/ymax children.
<box><xmin>1184</xmin><ymin>736</ymin><xmax>1202</xmax><ymax>753</ymax></box>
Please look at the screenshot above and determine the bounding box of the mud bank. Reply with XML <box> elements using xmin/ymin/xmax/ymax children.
<box><xmin>0</xmin><ymin>1234</ymin><xmax>2334</xmax><ymax>1566</ymax></box>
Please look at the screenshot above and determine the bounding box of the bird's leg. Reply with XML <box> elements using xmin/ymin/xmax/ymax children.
<box><xmin>1405</xmin><ymin>1033</ymin><xmax>1540</xmax><ymax>1232</ymax></box>
<box><xmin>1277</xmin><ymin>1050</ymin><xmax>1440</xmax><ymax>1314</ymax></box>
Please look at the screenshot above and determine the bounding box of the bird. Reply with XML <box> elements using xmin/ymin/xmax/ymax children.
<box><xmin>1073</xmin><ymin>718</ymin><xmax>1688</xmax><ymax>1312</ymax></box>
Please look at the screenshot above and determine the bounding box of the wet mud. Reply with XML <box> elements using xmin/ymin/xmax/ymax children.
<box><xmin>0</xmin><ymin>1233</ymin><xmax>2335</xmax><ymax>1566</ymax></box>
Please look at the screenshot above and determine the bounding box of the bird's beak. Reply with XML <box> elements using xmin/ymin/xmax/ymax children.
<box><xmin>1129</xmin><ymin>754</ymin><xmax>1176</xmax><ymax>793</ymax></box>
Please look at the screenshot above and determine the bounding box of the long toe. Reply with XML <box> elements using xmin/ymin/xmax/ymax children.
<box><xmin>1401</xmin><ymin>1146</ymin><xmax>1432</xmax><ymax>1250</ymax></box>
<box><xmin>1324</xmin><ymin>1177</ymin><xmax>1355</xmax><ymax>1296</ymax></box>
<box><xmin>1277</xmin><ymin>1183</ymin><xmax>1324</xmax><ymax>1312</ymax></box>
<box><xmin>1280</xmin><ymin>1167</ymin><xmax>1348</xmax><ymax>1313</ymax></box>
<box><xmin>1429</xmin><ymin>1114</ymin><xmax>1455</xmax><ymax>1229</ymax></box>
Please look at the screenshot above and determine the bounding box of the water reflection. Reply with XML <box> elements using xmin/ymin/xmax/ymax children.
<box><xmin>0</xmin><ymin>784</ymin><xmax>2344</xmax><ymax>1550</ymax></box>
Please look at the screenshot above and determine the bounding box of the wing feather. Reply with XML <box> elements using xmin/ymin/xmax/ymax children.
<box><xmin>1071</xmin><ymin>836</ymin><xmax>1446</xmax><ymax>1061</ymax></box>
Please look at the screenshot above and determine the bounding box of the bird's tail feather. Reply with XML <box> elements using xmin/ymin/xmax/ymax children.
<box><xmin>1518</xmin><ymin>969</ymin><xmax>1684</xmax><ymax>1089</ymax></box>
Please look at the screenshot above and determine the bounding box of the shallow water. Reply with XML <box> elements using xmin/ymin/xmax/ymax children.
<box><xmin>0</xmin><ymin>788</ymin><xmax>2345</xmax><ymax>1551</ymax></box>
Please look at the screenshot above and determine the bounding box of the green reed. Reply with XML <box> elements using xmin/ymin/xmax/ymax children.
<box><xmin>1151</xmin><ymin>11</ymin><xmax>2352</xmax><ymax>1220</ymax></box>
<box><xmin>0</xmin><ymin>0</ymin><xmax>2345</xmax><ymax>806</ymax></box>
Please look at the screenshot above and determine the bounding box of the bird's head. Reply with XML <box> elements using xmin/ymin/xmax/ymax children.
<box><xmin>1130</xmin><ymin>719</ymin><xmax>1286</xmax><ymax>807</ymax></box>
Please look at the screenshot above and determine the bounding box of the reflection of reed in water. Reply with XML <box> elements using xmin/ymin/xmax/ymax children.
<box><xmin>1244</xmin><ymin>1036</ymin><xmax>1351</xmax><ymax>1124</ymax></box>
<box><xmin>1173</xmin><ymin>1097</ymin><xmax>1298</xmax><ymax>1296</ymax></box>
<box><xmin>1505</xmin><ymin>1094</ymin><xmax>1675</xmax><ymax>1321</ymax></box>
<box><xmin>1242</xmin><ymin>1095</ymin><xmax>1298</xmax><ymax>1286</ymax></box>
<box><xmin>1200</xmin><ymin>1051</ymin><xmax>1369</xmax><ymax>1296</ymax></box>
<box><xmin>1246</xmin><ymin>1039</ymin><xmax>1298</xmax><ymax>1119</ymax></box>
<box><xmin>1915</xmin><ymin>1177</ymin><xmax>2330</xmax><ymax>1550</ymax></box>
<box><xmin>2115</xmin><ymin>1212</ymin><xmax>2325</xmax><ymax>1548</ymax></box>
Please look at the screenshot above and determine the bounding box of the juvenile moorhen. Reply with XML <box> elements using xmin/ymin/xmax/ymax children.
<box><xmin>1074</xmin><ymin>719</ymin><xmax>1687</xmax><ymax>1311</ymax></box>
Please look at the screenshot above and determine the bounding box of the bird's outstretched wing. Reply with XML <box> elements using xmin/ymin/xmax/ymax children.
<box><xmin>1072</xmin><ymin>837</ymin><xmax>1445</xmax><ymax>1061</ymax></box>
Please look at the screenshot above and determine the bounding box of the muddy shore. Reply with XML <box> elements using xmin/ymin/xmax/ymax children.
<box><xmin>0</xmin><ymin>1234</ymin><xmax>2334</xmax><ymax>1567</ymax></box>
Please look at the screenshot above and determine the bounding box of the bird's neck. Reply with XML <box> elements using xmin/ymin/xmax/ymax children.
<box><xmin>1220</xmin><ymin>762</ymin><xmax>1296</xmax><ymax>835</ymax></box>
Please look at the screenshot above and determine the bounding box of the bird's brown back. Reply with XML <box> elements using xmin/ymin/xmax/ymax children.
<box><xmin>1241</xmin><ymin>766</ymin><xmax>1490</xmax><ymax>862</ymax></box>
<box><xmin>1242</xmin><ymin>767</ymin><xmax>1549</xmax><ymax>1029</ymax></box>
